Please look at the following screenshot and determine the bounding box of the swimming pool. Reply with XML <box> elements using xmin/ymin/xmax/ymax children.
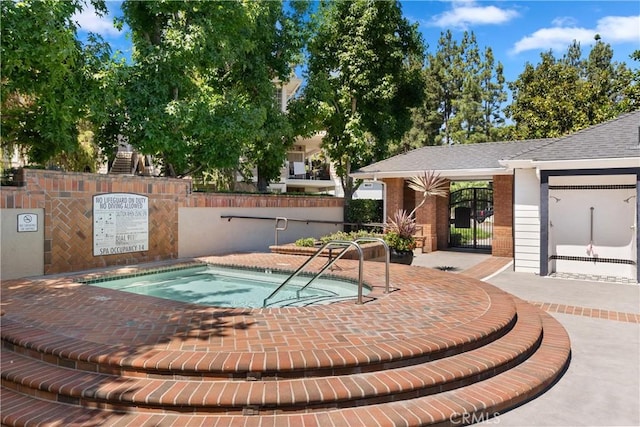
<box><xmin>83</xmin><ymin>265</ymin><xmax>370</xmax><ymax>308</ymax></box>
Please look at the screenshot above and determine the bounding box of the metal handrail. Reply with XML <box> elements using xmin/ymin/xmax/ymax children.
<box><xmin>275</xmin><ymin>217</ymin><xmax>288</xmax><ymax>246</ymax></box>
<box><xmin>263</xmin><ymin>240</ymin><xmax>365</xmax><ymax>307</ymax></box>
<box><xmin>220</xmin><ymin>214</ymin><xmax>383</xmax><ymax>228</ymax></box>
<box><xmin>354</xmin><ymin>237</ymin><xmax>390</xmax><ymax>294</ymax></box>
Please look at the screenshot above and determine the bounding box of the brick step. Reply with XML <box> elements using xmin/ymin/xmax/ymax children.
<box><xmin>0</xmin><ymin>301</ymin><xmax>540</xmax><ymax>414</ymax></box>
<box><xmin>0</xmin><ymin>307</ymin><xmax>570</xmax><ymax>426</ymax></box>
<box><xmin>0</xmin><ymin>291</ymin><xmax>517</xmax><ymax>380</ymax></box>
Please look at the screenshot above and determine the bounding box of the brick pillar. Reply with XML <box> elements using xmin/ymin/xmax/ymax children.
<box><xmin>492</xmin><ymin>174</ymin><xmax>514</xmax><ymax>257</ymax></box>
<box><xmin>414</xmin><ymin>180</ymin><xmax>450</xmax><ymax>253</ymax></box>
<box><xmin>383</xmin><ymin>178</ymin><xmax>404</xmax><ymax>221</ymax></box>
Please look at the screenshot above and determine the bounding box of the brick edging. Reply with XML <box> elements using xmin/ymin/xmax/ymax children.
<box><xmin>530</xmin><ymin>302</ymin><xmax>640</xmax><ymax>323</ymax></box>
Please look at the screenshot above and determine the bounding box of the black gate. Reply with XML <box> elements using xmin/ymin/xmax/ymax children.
<box><xmin>449</xmin><ymin>187</ymin><xmax>493</xmax><ymax>251</ymax></box>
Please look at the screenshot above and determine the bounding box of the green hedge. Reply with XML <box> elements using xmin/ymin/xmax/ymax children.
<box><xmin>346</xmin><ymin>199</ymin><xmax>383</xmax><ymax>225</ymax></box>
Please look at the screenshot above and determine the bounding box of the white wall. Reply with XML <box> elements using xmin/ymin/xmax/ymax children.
<box><xmin>178</xmin><ymin>207</ymin><xmax>343</xmax><ymax>258</ymax></box>
<box><xmin>1</xmin><ymin>209</ymin><xmax>44</xmax><ymax>280</ymax></box>
<box><xmin>353</xmin><ymin>181</ymin><xmax>384</xmax><ymax>200</ymax></box>
<box><xmin>513</xmin><ymin>169</ymin><xmax>541</xmax><ymax>273</ymax></box>
<box><xmin>548</xmin><ymin>174</ymin><xmax>636</xmax><ymax>279</ymax></box>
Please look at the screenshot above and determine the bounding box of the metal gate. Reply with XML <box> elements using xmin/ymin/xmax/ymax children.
<box><xmin>449</xmin><ymin>187</ymin><xmax>493</xmax><ymax>251</ymax></box>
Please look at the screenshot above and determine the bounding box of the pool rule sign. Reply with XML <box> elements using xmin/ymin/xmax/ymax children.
<box><xmin>93</xmin><ymin>193</ymin><xmax>149</xmax><ymax>256</ymax></box>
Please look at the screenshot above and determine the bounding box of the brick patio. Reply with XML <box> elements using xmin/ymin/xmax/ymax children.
<box><xmin>1</xmin><ymin>253</ymin><xmax>571</xmax><ymax>426</ymax></box>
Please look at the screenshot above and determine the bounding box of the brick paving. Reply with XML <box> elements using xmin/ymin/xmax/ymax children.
<box><xmin>1</xmin><ymin>253</ymin><xmax>571</xmax><ymax>426</ymax></box>
<box><xmin>528</xmin><ymin>301</ymin><xmax>640</xmax><ymax>323</ymax></box>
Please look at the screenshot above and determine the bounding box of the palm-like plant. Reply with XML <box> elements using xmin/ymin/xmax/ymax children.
<box><xmin>384</xmin><ymin>209</ymin><xmax>417</xmax><ymax>252</ymax></box>
<box><xmin>406</xmin><ymin>170</ymin><xmax>449</xmax><ymax>218</ymax></box>
<box><xmin>384</xmin><ymin>171</ymin><xmax>449</xmax><ymax>253</ymax></box>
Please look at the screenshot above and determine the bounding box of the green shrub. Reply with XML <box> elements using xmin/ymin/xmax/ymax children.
<box><xmin>294</xmin><ymin>230</ymin><xmax>381</xmax><ymax>247</ymax></box>
<box><xmin>346</xmin><ymin>199</ymin><xmax>383</xmax><ymax>225</ymax></box>
<box><xmin>384</xmin><ymin>231</ymin><xmax>416</xmax><ymax>252</ymax></box>
<box><xmin>294</xmin><ymin>237</ymin><xmax>317</xmax><ymax>247</ymax></box>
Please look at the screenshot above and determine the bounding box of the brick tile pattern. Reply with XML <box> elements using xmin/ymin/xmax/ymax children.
<box><xmin>1</xmin><ymin>253</ymin><xmax>571</xmax><ymax>426</ymax></box>
<box><xmin>1</xmin><ymin>169</ymin><xmax>341</xmax><ymax>275</ymax></box>
<box><xmin>529</xmin><ymin>302</ymin><xmax>640</xmax><ymax>323</ymax></box>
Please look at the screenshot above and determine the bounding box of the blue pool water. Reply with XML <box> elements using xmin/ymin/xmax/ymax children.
<box><xmin>84</xmin><ymin>265</ymin><xmax>369</xmax><ymax>308</ymax></box>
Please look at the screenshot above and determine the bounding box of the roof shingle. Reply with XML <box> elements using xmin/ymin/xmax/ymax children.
<box><xmin>352</xmin><ymin>110</ymin><xmax>640</xmax><ymax>177</ymax></box>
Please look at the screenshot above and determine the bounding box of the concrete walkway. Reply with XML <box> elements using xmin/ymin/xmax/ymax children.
<box><xmin>412</xmin><ymin>250</ymin><xmax>640</xmax><ymax>426</ymax></box>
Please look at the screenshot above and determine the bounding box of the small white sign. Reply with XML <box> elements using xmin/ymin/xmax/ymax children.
<box><xmin>17</xmin><ymin>213</ymin><xmax>38</xmax><ymax>232</ymax></box>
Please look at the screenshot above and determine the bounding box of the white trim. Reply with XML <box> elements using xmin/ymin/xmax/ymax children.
<box><xmin>352</xmin><ymin>168</ymin><xmax>512</xmax><ymax>181</ymax></box>
<box><xmin>502</xmin><ymin>157</ymin><xmax>640</xmax><ymax>170</ymax></box>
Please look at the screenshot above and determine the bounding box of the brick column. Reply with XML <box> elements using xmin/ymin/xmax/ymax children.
<box><xmin>492</xmin><ymin>174</ymin><xmax>514</xmax><ymax>257</ymax></box>
<box><xmin>414</xmin><ymin>180</ymin><xmax>450</xmax><ymax>253</ymax></box>
<box><xmin>383</xmin><ymin>178</ymin><xmax>405</xmax><ymax>221</ymax></box>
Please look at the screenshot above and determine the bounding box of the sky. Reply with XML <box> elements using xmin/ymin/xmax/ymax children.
<box><xmin>75</xmin><ymin>0</ymin><xmax>640</xmax><ymax>84</ymax></box>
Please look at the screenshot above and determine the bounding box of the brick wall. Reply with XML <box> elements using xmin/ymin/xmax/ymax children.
<box><xmin>384</xmin><ymin>178</ymin><xmax>405</xmax><ymax>220</ymax></box>
<box><xmin>384</xmin><ymin>177</ymin><xmax>451</xmax><ymax>253</ymax></box>
<box><xmin>492</xmin><ymin>174</ymin><xmax>514</xmax><ymax>257</ymax></box>
<box><xmin>1</xmin><ymin>169</ymin><xmax>343</xmax><ymax>276</ymax></box>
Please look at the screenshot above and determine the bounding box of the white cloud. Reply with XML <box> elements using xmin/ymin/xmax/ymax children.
<box><xmin>512</xmin><ymin>15</ymin><xmax>640</xmax><ymax>54</ymax></box>
<box><xmin>430</xmin><ymin>1</ymin><xmax>519</xmax><ymax>29</ymax></box>
<box><xmin>595</xmin><ymin>16</ymin><xmax>640</xmax><ymax>43</ymax></box>
<box><xmin>73</xmin><ymin>4</ymin><xmax>121</xmax><ymax>37</ymax></box>
<box><xmin>551</xmin><ymin>17</ymin><xmax>577</xmax><ymax>27</ymax></box>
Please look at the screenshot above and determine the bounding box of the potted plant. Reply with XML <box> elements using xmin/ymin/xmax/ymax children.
<box><xmin>385</xmin><ymin>171</ymin><xmax>449</xmax><ymax>264</ymax></box>
<box><xmin>384</xmin><ymin>209</ymin><xmax>417</xmax><ymax>265</ymax></box>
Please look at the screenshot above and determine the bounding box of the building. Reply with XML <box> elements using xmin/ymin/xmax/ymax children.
<box><xmin>352</xmin><ymin>110</ymin><xmax>640</xmax><ymax>282</ymax></box>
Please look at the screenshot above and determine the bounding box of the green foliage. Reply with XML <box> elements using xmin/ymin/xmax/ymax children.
<box><xmin>1</xmin><ymin>0</ymin><xmax>112</xmax><ymax>163</ymax></box>
<box><xmin>345</xmin><ymin>199</ymin><xmax>383</xmax><ymax>225</ymax></box>
<box><xmin>384</xmin><ymin>231</ymin><xmax>416</xmax><ymax>252</ymax></box>
<box><xmin>450</xmin><ymin>181</ymin><xmax>490</xmax><ymax>192</ymax></box>
<box><xmin>294</xmin><ymin>237</ymin><xmax>317</xmax><ymax>247</ymax></box>
<box><xmin>117</xmin><ymin>1</ymin><xmax>308</xmax><ymax>178</ymax></box>
<box><xmin>319</xmin><ymin>230</ymin><xmax>378</xmax><ymax>244</ymax></box>
<box><xmin>618</xmin><ymin>50</ymin><xmax>640</xmax><ymax>112</ymax></box>
<box><xmin>384</xmin><ymin>209</ymin><xmax>417</xmax><ymax>251</ymax></box>
<box><xmin>507</xmin><ymin>37</ymin><xmax>638</xmax><ymax>138</ymax></box>
<box><xmin>450</xmin><ymin>226</ymin><xmax>492</xmax><ymax>242</ymax></box>
<box><xmin>424</xmin><ymin>30</ymin><xmax>507</xmax><ymax>146</ymax></box>
<box><xmin>291</xmin><ymin>0</ymin><xmax>425</xmax><ymax>208</ymax></box>
<box><xmin>47</xmin><ymin>122</ymin><xmax>102</xmax><ymax>172</ymax></box>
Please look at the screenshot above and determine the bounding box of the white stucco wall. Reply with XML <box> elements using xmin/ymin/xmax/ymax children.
<box><xmin>353</xmin><ymin>181</ymin><xmax>384</xmax><ymax>200</ymax></box>
<box><xmin>1</xmin><ymin>208</ymin><xmax>44</xmax><ymax>280</ymax></box>
<box><xmin>178</xmin><ymin>207</ymin><xmax>343</xmax><ymax>258</ymax></box>
<box><xmin>513</xmin><ymin>169</ymin><xmax>541</xmax><ymax>273</ymax></box>
<box><xmin>548</xmin><ymin>174</ymin><xmax>636</xmax><ymax>279</ymax></box>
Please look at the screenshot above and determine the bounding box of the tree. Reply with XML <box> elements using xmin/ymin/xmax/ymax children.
<box><xmin>291</xmin><ymin>0</ymin><xmax>425</xmax><ymax>215</ymax></box>
<box><xmin>478</xmin><ymin>47</ymin><xmax>507</xmax><ymax>140</ymax></box>
<box><xmin>1</xmin><ymin>0</ymin><xmax>110</xmax><ymax>165</ymax></box>
<box><xmin>425</xmin><ymin>30</ymin><xmax>507</xmax><ymax>145</ymax></box>
<box><xmin>507</xmin><ymin>37</ymin><xmax>638</xmax><ymax>139</ymax></box>
<box><xmin>116</xmin><ymin>1</ymin><xmax>307</xmax><ymax>180</ymax></box>
<box><xmin>394</xmin><ymin>58</ymin><xmax>442</xmax><ymax>152</ymax></box>
<box><xmin>428</xmin><ymin>30</ymin><xmax>464</xmax><ymax>145</ymax></box>
<box><xmin>617</xmin><ymin>50</ymin><xmax>640</xmax><ymax>113</ymax></box>
<box><xmin>235</xmin><ymin>1</ymin><xmax>309</xmax><ymax>191</ymax></box>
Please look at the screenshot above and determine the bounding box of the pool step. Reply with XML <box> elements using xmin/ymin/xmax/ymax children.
<box><xmin>1</xmin><ymin>308</ymin><xmax>570</xmax><ymax>426</ymax></box>
<box><xmin>0</xmin><ymin>290</ymin><xmax>518</xmax><ymax>380</ymax></box>
<box><xmin>0</xmin><ymin>301</ymin><xmax>537</xmax><ymax>412</ymax></box>
<box><xmin>0</xmin><ymin>255</ymin><xmax>571</xmax><ymax>426</ymax></box>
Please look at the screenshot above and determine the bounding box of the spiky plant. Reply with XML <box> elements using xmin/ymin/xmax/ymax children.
<box><xmin>406</xmin><ymin>170</ymin><xmax>449</xmax><ymax>218</ymax></box>
<box><xmin>384</xmin><ymin>209</ymin><xmax>417</xmax><ymax>251</ymax></box>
